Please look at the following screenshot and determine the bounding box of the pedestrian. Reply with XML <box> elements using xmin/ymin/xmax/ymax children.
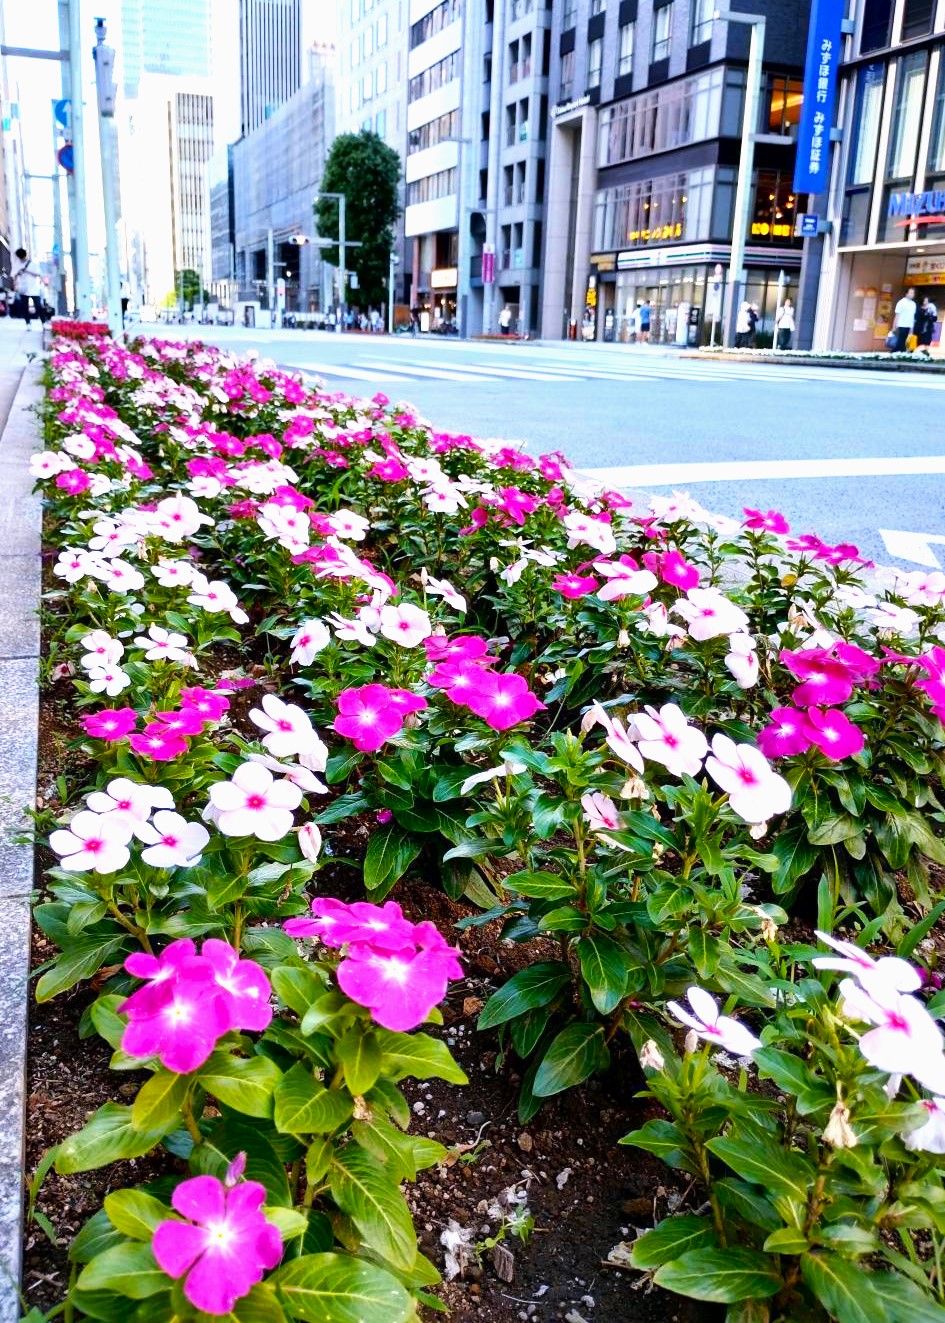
<box><xmin>735</xmin><ymin>301</ymin><xmax>752</xmax><ymax>349</ymax></box>
<box><xmin>12</xmin><ymin>248</ymin><xmax>43</xmax><ymax>327</ymax></box>
<box><xmin>891</xmin><ymin>286</ymin><xmax>917</xmax><ymax>352</ymax></box>
<box><xmin>499</xmin><ymin>305</ymin><xmax>512</xmax><ymax>335</ymax></box>
<box><xmin>775</xmin><ymin>297</ymin><xmax>795</xmax><ymax>350</ymax></box>
<box><xmin>916</xmin><ymin>296</ymin><xmax>938</xmax><ymax>349</ymax></box>
<box><xmin>639</xmin><ymin>299</ymin><xmax>651</xmax><ymax>344</ymax></box>
<box><xmin>747</xmin><ymin>302</ymin><xmax>759</xmax><ymax>347</ymax></box>
<box><xmin>410</xmin><ymin>305</ymin><xmax>420</xmax><ymax>335</ymax></box>
<box><xmin>370</xmin><ymin>308</ymin><xmax>381</xmax><ymax>333</ymax></box>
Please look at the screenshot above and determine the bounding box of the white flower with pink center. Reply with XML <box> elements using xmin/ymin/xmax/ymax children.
<box><xmin>704</xmin><ymin>733</ymin><xmax>791</xmax><ymax>825</ymax></box>
<box><xmin>151</xmin><ymin>492</ymin><xmax>214</xmax><ymax>542</ymax></box>
<box><xmin>289</xmin><ymin>619</ymin><xmax>331</xmax><ymax>666</ymax></box>
<box><xmin>94</xmin><ymin>558</ymin><xmax>146</xmax><ymax>595</ymax></box>
<box><xmin>562</xmin><ymin>512</ymin><xmax>617</xmax><ymax>555</ymax></box>
<box><xmin>79</xmin><ymin>630</ymin><xmax>124</xmax><ymax>671</ymax></box>
<box><xmin>249</xmin><ymin>693</ymin><xmax>328</xmax><ymax>765</ymax></box>
<box><xmin>581</xmin><ymin>791</ymin><xmax>624</xmax><ymax>834</ymax></box>
<box><xmin>30</xmin><ymin>450</ymin><xmax>73</xmax><ymax>479</ymax></box>
<box><xmin>581</xmin><ymin>701</ymin><xmax>644</xmax><ymax>773</ymax></box>
<box><xmin>54</xmin><ymin>549</ymin><xmax>95</xmax><ymax>584</ymax></box>
<box><xmin>325</xmin><ymin>509</ymin><xmax>370</xmax><ymax>541</ymax></box>
<box><xmin>329</xmin><ymin>613</ymin><xmax>377</xmax><ymax>648</ymax></box>
<box><xmin>137</xmin><ymin>811</ymin><xmax>210</xmax><ymax>868</ymax></box>
<box><xmin>667</xmin><ymin>986</ymin><xmax>762</xmax><ymax>1057</ymax></box>
<box><xmin>86</xmin><ymin>777</ymin><xmax>175</xmax><ymax>838</ymax></box>
<box><xmin>133</xmin><ymin>624</ymin><xmax>194</xmax><ymax>664</ymax></box>
<box><xmin>63</xmin><ymin>435</ymin><xmax>96</xmax><ymax>460</ymax></box>
<box><xmin>838</xmin><ymin>976</ymin><xmax>945</xmax><ymax>1094</ymax></box>
<box><xmin>724</xmin><ymin>633</ymin><xmax>759</xmax><ymax>689</ymax></box>
<box><xmin>379</xmin><ymin>603</ymin><xmax>433</xmax><ymax>648</ymax></box>
<box><xmin>207</xmin><ymin>762</ymin><xmax>303</xmax><ymax>841</ymax></box>
<box><xmin>187</xmin><ymin>575</ymin><xmax>249</xmax><ymax>624</ymax></box>
<box><xmin>87</xmin><ymin>664</ymin><xmax>132</xmax><ymax>698</ymax></box>
<box><xmin>632</xmin><ymin>703</ymin><xmax>708</xmax><ymax>778</ymax></box>
<box><xmin>904</xmin><ymin>1098</ymin><xmax>945</xmax><ymax>1153</ymax></box>
<box><xmin>596</xmin><ymin>562</ymin><xmax>658</xmax><ymax>602</ymax></box>
<box><xmin>49</xmin><ymin>809</ymin><xmax>134</xmax><ymax>874</ymax></box>
<box><xmin>151</xmin><ymin>559</ymin><xmax>198</xmax><ymax>588</ymax></box>
<box><xmin>637</xmin><ymin>601</ymin><xmax>687</xmax><ymax>640</ymax></box>
<box><xmin>246</xmin><ymin>753</ymin><xmax>327</xmax><ymax>794</ymax></box>
<box><xmin>424</xmin><ymin>575</ymin><xmax>467</xmax><ymax>613</ymax></box>
<box><xmin>88</xmin><ymin>518</ymin><xmax>140</xmax><ymax>554</ymax></box>
<box><xmin>673</xmin><ymin>588</ymin><xmax>750</xmax><ymax>641</ymax></box>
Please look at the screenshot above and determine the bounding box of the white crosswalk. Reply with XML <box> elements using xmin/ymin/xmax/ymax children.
<box><xmin>281</xmin><ymin>347</ymin><xmax>945</xmax><ymax>391</ymax></box>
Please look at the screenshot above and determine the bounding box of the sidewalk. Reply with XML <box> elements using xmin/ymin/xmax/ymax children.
<box><xmin>0</xmin><ymin>319</ymin><xmax>40</xmax><ymax>430</ymax></box>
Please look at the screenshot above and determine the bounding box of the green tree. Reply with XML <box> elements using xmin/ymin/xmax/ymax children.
<box><xmin>174</xmin><ymin>268</ymin><xmax>207</xmax><ymax>309</ymax></box>
<box><xmin>315</xmin><ymin>132</ymin><xmax>401</xmax><ymax>308</ymax></box>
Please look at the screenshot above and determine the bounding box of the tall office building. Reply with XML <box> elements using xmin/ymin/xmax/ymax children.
<box><xmin>336</xmin><ymin>0</ymin><xmax>410</xmax><ymax>305</ymax></box>
<box><xmin>539</xmin><ymin>0</ymin><xmax>811</xmax><ymax>343</ymax></box>
<box><xmin>121</xmin><ymin>0</ymin><xmax>212</xmax><ymax>99</ymax></box>
<box><xmin>240</xmin><ymin>0</ymin><xmax>305</xmax><ymax>135</ymax></box>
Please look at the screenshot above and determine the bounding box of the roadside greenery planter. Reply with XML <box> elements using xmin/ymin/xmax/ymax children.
<box><xmin>26</xmin><ymin>326</ymin><xmax>945</xmax><ymax>1321</ymax></box>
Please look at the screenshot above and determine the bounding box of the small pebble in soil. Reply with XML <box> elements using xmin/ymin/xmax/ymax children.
<box><xmin>517</xmin><ymin>1132</ymin><xmax>533</xmax><ymax>1153</ymax></box>
<box><xmin>466</xmin><ymin>1109</ymin><xmax>487</xmax><ymax>1127</ymax></box>
<box><xmin>556</xmin><ymin>1167</ymin><xmax>572</xmax><ymax>1189</ymax></box>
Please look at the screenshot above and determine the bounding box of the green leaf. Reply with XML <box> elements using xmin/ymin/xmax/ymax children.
<box><xmin>274</xmin><ymin>1062</ymin><xmax>354</xmax><ymax>1135</ymax></box>
<box><xmin>328</xmin><ymin>1148</ymin><xmax>417</xmax><ymax>1272</ymax></box>
<box><xmin>762</xmin><ymin>1227</ymin><xmax>809</xmax><ymax>1254</ymax></box>
<box><xmin>654</xmin><ymin>1248</ymin><xmax>783</xmax><ymax>1303</ymax></box>
<box><xmin>70</xmin><ymin>1210</ymin><xmax>123</xmax><ymax>1263</ymax></box>
<box><xmin>373</xmin><ymin>1029</ymin><xmax>468</xmax><ymax>1084</ymax></box>
<box><xmin>688</xmin><ymin>927</ymin><xmax>721</xmax><ymax>979</ymax></box>
<box><xmin>800</xmin><ymin>1252</ymin><xmax>888</xmax><ymax>1323</ymax></box>
<box><xmin>271</xmin><ymin>965</ymin><xmax>325</xmax><ymax>1016</ymax></box>
<box><xmin>199</xmin><ymin>1053</ymin><xmax>282</xmax><ymax>1119</ymax></box>
<box><xmin>336</xmin><ymin>1028</ymin><xmax>383</xmax><ymax>1096</ymax></box>
<box><xmin>56</xmin><ymin>1103</ymin><xmax>174</xmax><ymax>1174</ymax></box>
<box><xmin>191</xmin><ymin>1122</ymin><xmax>292</xmax><ymax>1206</ymax></box>
<box><xmin>363</xmin><ymin>823</ymin><xmax>422</xmax><ymax>898</ymax></box>
<box><xmin>532</xmin><ymin>1023</ymin><xmax>609</xmax><ymax>1097</ymax></box>
<box><xmin>352</xmin><ymin>1116</ymin><xmax>446</xmax><ymax>1182</ymax></box>
<box><xmin>103</xmin><ymin>1190</ymin><xmax>172</xmax><ymax>1241</ymax></box>
<box><xmin>881</xmin><ymin>1273</ymin><xmax>945</xmax><ymax>1322</ymax></box>
<box><xmin>629</xmin><ymin>1216</ymin><xmax>716</xmax><ymax>1270</ymax></box>
<box><xmin>88</xmin><ymin>994</ymin><xmax>127</xmax><ymax>1050</ymax></box>
<box><xmin>477</xmin><ymin>962</ymin><xmax>571</xmax><ymax>1030</ymax></box>
<box><xmin>725</xmin><ymin>1302</ymin><xmax>771</xmax><ymax>1323</ymax></box>
<box><xmin>621</xmin><ymin>1119</ymin><xmax>697</xmax><ymax>1174</ymax></box>
<box><xmin>76</xmin><ymin>1243</ymin><xmax>167</xmax><ymax>1298</ymax></box>
<box><xmin>576</xmin><ymin>934</ymin><xmax>631</xmax><ymax>1015</ymax></box>
<box><xmin>275</xmin><ymin>1252</ymin><xmax>413</xmax><ymax>1323</ymax></box>
<box><xmin>504</xmin><ymin>870</ymin><xmax>575</xmax><ymax>901</ymax></box>
<box><xmin>35</xmin><ymin>936</ymin><xmax>126</xmax><ymax>1002</ymax></box>
<box><xmin>131</xmin><ymin>1069</ymin><xmax>191</xmax><ymax>1133</ymax></box>
<box><xmin>707</xmin><ymin>1134</ymin><xmax>814</xmax><ymax>1207</ymax></box>
<box><xmin>770</xmin><ymin>825</ymin><xmax>818</xmax><ymax>895</ymax></box>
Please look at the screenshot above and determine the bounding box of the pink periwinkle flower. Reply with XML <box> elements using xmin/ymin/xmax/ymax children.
<box><xmin>704</xmin><ymin>734</ymin><xmax>791</xmax><ymax>825</ymax></box>
<box><xmin>552</xmin><ymin>573</ymin><xmax>600</xmax><ymax>599</ymax></box>
<box><xmin>180</xmin><ymin>685</ymin><xmax>231</xmax><ymax>722</ymax></box>
<box><xmin>153</xmin><ymin>708</ymin><xmax>207</xmax><ymax>738</ymax></box>
<box><xmin>743</xmin><ymin>508</ymin><xmax>790</xmax><ymax>534</ymax></box>
<box><xmin>805</xmin><ymin>707</ymin><xmax>865</xmax><ymax>761</ymax></box>
<box><xmin>129</xmin><ymin>722</ymin><xmax>190</xmax><ymax>762</ymax></box>
<box><xmin>643</xmin><ymin>548</ymin><xmax>701</xmax><ymax>591</ymax></box>
<box><xmin>55</xmin><ymin>468</ymin><xmax>91</xmax><ymax>495</ymax></box>
<box><xmin>581</xmin><ymin>791</ymin><xmax>624</xmax><ymax>833</ymax></box>
<box><xmin>459</xmin><ymin>670</ymin><xmax>545</xmax><ymax>731</ymax></box>
<box><xmin>779</xmin><ymin>648</ymin><xmax>855</xmax><ymax>707</ymax></box>
<box><xmin>81</xmin><ymin>707</ymin><xmax>138</xmax><ymax>740</ymax></box>
<box><xmin>423</xmin><ymin>634</ymin><xmax>493</xmax><ymax>665</ymax></box>
<box><xmin>838</xmin><ymin>976</ymin><xmax>945</xmax><ymax>1094</ymax></box>
<box><xmin>756</xmin><ymin>707</ymin><xmax>815</xmax><ymax>759</ymax></box>
<box><xmin>152</xmin><ymin>1174</ymin><xmax>283</xmax><ymax>1315</ymax></box>
<box><xmin>334</xmin><ymin>683</ymin><xmax>425</xmax><ymax>753</ymax></box>
<box><xmin>812</xmin><ymin>930</ymin><xmax>921</xmax><ymax>993</ymax></box>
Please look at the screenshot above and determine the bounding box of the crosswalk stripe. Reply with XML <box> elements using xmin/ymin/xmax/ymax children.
<box><xmin>586</xmin><ymin>455</ymin><xmax>945</xmax><ymax>486</ymax></box>
<box><xmin>362</xmin><ymin>357</ymin><xmax>579</xmax><ymax>382</ymax></box>
<box><xmin>281</xmin><ymin>361</ymin><xmax>414</xmax><ymax>384</ymax></box>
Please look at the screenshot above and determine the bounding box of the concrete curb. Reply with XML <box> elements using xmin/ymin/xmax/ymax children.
<box><xmin>0</xmin><ymin>363</ymin><xmax>42</xmax><ymax>1323</ymax></box>
<box><xmin>687</xmin><ymin>350</ymin><xmax>945</xmax><ymax>373</ymax></box>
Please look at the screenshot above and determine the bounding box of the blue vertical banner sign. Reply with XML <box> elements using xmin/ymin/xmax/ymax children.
<box><xmin>794</xmin><ymin>0</ymin><xmax>845</xmax><ymax>194</ymax></box>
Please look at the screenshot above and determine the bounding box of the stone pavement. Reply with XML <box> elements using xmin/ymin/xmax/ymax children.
<box><xmin>0</xmin><ymin>316</ymin><xmax>42</xmax><ymax>1321</ymax></box>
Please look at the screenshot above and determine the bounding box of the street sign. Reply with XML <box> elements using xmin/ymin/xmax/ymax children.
<box><xmin>799</xmin><ymin>213</ymin><xmax>819</xmax><ymax>237</ymax></box>
<box><xmin>53</xmin><ymin>98</ymin><xmax>70</xmax><ymax>128</ymax></box>
<box><xmin>57</xmin><ymin>143</ymin><xmax>74</xmax><ymax>173</ymax></box>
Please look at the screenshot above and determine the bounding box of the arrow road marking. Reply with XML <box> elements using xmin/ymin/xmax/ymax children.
<box><xmin>879</xmin><ymin>529</ymin><xmax>945</xmax><ymax>568</ymax></box>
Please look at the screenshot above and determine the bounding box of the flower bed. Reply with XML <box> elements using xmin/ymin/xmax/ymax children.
<box><xmin>25</xmin><ymin>327</ymin><xmax>945</xmax><ymax>1321</ymax></box>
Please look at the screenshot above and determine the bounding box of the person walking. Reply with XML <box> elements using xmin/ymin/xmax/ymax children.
<box><xmin>775</xmin><ymin>297</ymin><xmax>795</xmax><ymax>350</ymax></box>
<box><xmin>747</xmin><ymin>302</ymin><xmax>759</xmax><ymax>347</ymax></box>
<box><xmin>499</xmin><ymin>305</ymin><xmax>512</xmax><ymax>335</ymax></box>
<box><xmin>892</xmin><ymin>286</ymin><xmax>917</xmax><ymax>352</ymax></box>
<box><xmin>12</xmin><ymin>248</ymin><xmax>43</xmax><ymax>327</ymax></box>
<box><xmin>639</xmin><ymin>299</ymin><xmax>651</xmax><ymax>343</ymax></box>
<box><xmin>735</xmin><ymin>301</ymin><xmax>752</xmax><ymax>349</ymax></box>
<box><xmin>916</xmin><ymin>296</ymin><xmax>938</xmax><ymax>349</ymax></box>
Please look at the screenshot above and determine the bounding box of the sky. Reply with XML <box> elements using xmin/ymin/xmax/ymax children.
<box><xmin>1</xmin><ymin>0</ymin><xmax>242</xmax><ymax>259</ymax></box>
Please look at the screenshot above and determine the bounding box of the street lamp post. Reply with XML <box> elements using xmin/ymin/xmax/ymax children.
<box><xmin>715</xmin><ymin>9</ymin><xmax>766</xmax><ymax>348</ymax></box>
<box><xmin>313</xmin><ymin>191</ymin><xmax>347</xmax><ymax>332</ymax></box>
<box><xmin>92</xmin><ymin>18</ymin><xmax>122</xmax><ymax>337</ymax></box>
<box><xmin>387</xmin><ymin>250</ymin><xmax>400</xmax><ymax>334</ymax></box>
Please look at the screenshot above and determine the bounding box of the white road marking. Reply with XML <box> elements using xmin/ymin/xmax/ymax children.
<box><xmin>585</xmin><ymin>455</ymin><xmax>945</xmax><ymax>486</ymax></box>
<box><xmin>879</xmin><ymin>529</ymin><xmax>945</xmax><ymax>568</ymax></box>
<box><xmin>361</xmin><ymin>357</ymin><xmax>580</xmax><ymax>382</ymax></box>
<box><xmin>282</xmin><ymin>361</ymin><xmax>413</xmax><ymax>384</ymax></box>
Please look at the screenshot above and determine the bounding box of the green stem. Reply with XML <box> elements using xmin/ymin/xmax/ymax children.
<box><xmin>181</xmin><ymin>1093</ymin><xmax>203</xmax><ymax>1147</ymax></box>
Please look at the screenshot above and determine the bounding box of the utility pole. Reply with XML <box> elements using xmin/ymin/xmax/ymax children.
<box><xmin>387</xmin><ymin>250</ymin><xmax>399</xmax><ymax>334</ymax></box>
<box><xmin>92</xmin><ymin>17</ymin><xmax>122</xmax><ymax>336</ymax></box>
<box><xmin>266</xmin><ymin>225</ymin><xmax>274</xmax><ymax>326</ymax></box>
<box><xmin>313</xmin><ymin>191</ymin><xmax>347</xmax><ymax>332</ymax></box>
<box><xmin>50</xmin><ymin>101</ymin><xmax>67</xmax><ymax>313</ymax></box>
<box><xmin>63</xmin><ymin>0</ymin><xmax>90</xmax><ymax>316</ymax></box>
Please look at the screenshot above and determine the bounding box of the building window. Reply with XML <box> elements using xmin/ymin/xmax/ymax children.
<box><xmin>590</xmin><ymin>0</ymin><xmax>606</xmax><ymax>14</ymax></box>
<box><xmin>560</xmin><ymin>49</ymin><xmax>575</xmax><ymax>99</ymax></box>
<box><xmin>887</xmin><ymin>50</ymin><xmax>928</xmax><ymax>181</ymax></box>
<box><xmin>848</xmin><ymin>64</ymin><xmax>884</xmax><ymax>185</ymax></box>
<box><xmin>519</xmin><ymin>97</ymin><xmax>529</xmax><ymax>140</ymax></box>
<box><xmin>562</xmin><ymin>0</ymin><xmax>577</xmax><ymax>29</ymax></box>
<box><xmin>588</xmin><ymin>38</ymin><xmax>603</xmax><ymax>89</ymax></box>
<box><xmin>376</xmin><ymin>109</ymin><xmax>387</xmax><ymax>137</ymax></box>
<box><xmin>860</xmin><ymin>0</ymin><xmax>892</xmax><ymax>53</ymax></box>
<box><xmin>691</xmin><ymin>0</ymin><xmax>714</xmax><ymax>46</ymax></box>
<box><xmin>618</xmin><ymin>22</ymin><xmax>634</xmax><ymax>77</ymax></box>
<box><xmin>593</xmin><ymin>165</ymin><xmax>718</xmax><ymax>250</ymax></box>
<box><xmin>408</xmin><ymin>51</ymin><xmax>460</xmax><ymax>101</ymax></box>
<box><xmin>597</xmin><ymin>66</ymin><xmax>726</xmax><ymax>167</ymax></box>
<box><xmin>750</xmin><ymin>170</ymin><xmax>798</xmax><ymax>241</ymax></box>
<box><xmin>409</xmin><ymin>0</ymin><xmax>462</xmax><ymax>50</ymax></box>
<box><xmin>652</xmin><ymin>5</ymin><xmax>672</xmax><ymax>63</ymax></box>
<box><xmin>376</xmin><ymin>12</ymin><xmax>388</xmax><ymax>46</ymax></box>
<box><xmin>408</xmin><ymin>109</ymin><xmax>459</xmax><ymax>154</ymax></box>
<box><xmin>930</xmin><ymin>57</ymin><xmax>945</xmax><ymax>174</ymax></box>
<box><xmin>767</xmin><ymin>76</ymin><xmax>803</xmax><ymax>135</ymax></box>
<box><xmin>375</xmin><ymin>61</ymin><xmax>387</xmax><ymax>94</ymax></box>
<box><xmin>406</xmin><ymin>166</ymin><xmax>458</xmax><ymax>206</ymax></box>
<box><xmin>902</xmin><ymin>0</ymin><xmax>934</xmax><ymax>39</ymax></box>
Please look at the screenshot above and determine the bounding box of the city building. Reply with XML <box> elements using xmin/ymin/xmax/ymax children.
<box><xmin>121</xmin><ymin>0</ymin><xmax>212</xmax><ymax>99</ymax></box>
<box><xmin>814</xmin><ymin>0</ymin><xmax>945</xmax><ymax>352</ymax></box>
<box><xmin>240</xmin><ymin>0</ymin><xmax>319</xmax><ymax>135</ymax></box>
<box><xmin>208</xmin><ymin>143</ymin><xmax>237</xmax><ymax>306</ymax></box>
<box><xmin>336</xmin><ymin>0</ymin><xmax>410</xmax><ymax>308</ymax></box>
<box><xmin>0</xmin><ymin>8</ymin><xmax>27</xmax><ymax>282</ymax></box>
<box><xmin>232</xmin><ymin>45</ymin><xmax>335</xmax><ymax>319</ymax></box>
<box><xmin>540</xmin><ymin>0</ymin><xmax>811</xmax><ymax>344</ymax></box>
<box><xmin>404</xmin><ymin>0</ymin><xmax>553</xmax><ymax>336</ymax></box>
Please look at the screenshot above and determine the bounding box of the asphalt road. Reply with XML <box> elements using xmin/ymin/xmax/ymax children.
<box><xmin>147</xmin><ymin>323</ymin><xmax>945</xmax><ymax>570</ymax></box>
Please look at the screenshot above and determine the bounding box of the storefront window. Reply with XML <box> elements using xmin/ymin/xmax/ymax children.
<box><xmin>750</xmin><ymin>170</ymin><xmax>799</xmax><ymax>243</ymax></box>
<box><xmin>929</xmin><ymin>57</ymin><xmax>945</xmax><ymax>175</ymax></box>
<box><xmin>593</xmin><ymin>166</ymin><xmax>717</xmax><ymax>250</ymax></box>
<box><xmin>840</xmin><ymin>63</ymin><xmax>884</xmax><ymax>246</ymax></box>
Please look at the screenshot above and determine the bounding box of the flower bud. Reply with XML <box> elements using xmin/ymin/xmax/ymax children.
<box><xmin>760</xmin><ymin>917</ymin><xmax>778</xmax><ymax>942</ymax></box>
<box><xmin>823</xmin><ymin>1098</ymin><xmax>857</xmax><ymax>1149</ymax></box>
<box><xmin>683</xmin><ymin>1029</ymin><xmax>700</xmax><ymax>1055</ymax></box>
<box><xmin>617</xmin><ymin>629</ymin><xmax>631</xmax><ymax>648</ymax></box>
<box><xmin>225</xmin><ymin>1151</ymin><xmax>247</xmax><ymax>1186</ymax></box>
<box><xmin>639</xmin><ymin>1040</ymin><xmax>665</xmax><ymax>1071</ymax></box>
<box><xmin>298</xmin><ymin>823</ymin><xmax>322</xmax><ymax>862</ymax></box>
<box><xmin>620</xmin><ymin>773</ymin><xmax>649</xmax><ymax>801</ymax></box>
<box><xmin>352</xmin><ymin>1095</ymin><xmax>373</xmax><ymax>1121</ymax></box>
